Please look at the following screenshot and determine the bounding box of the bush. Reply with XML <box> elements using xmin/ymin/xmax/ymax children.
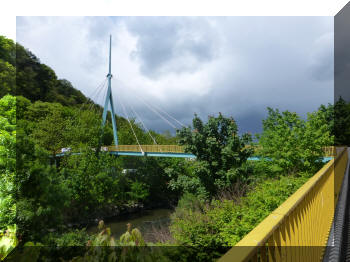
<box><xmin>0</xmin><ymin>225</ymin><xmax>18</xmax><ymax>260</ymax></box>
<box><xmin>42</xmin><ymin>229</ymin><xmax>90</xmax><ymax>246</ymax></box>
<box><xmin>176</xmin><ymin>113</ymin><xmax>253</xmax><ymax>197</ymax></box>
<box><xmin>170</xmin><ymin>172</ymin><xmax>311</xmax><ymax>249</ymax></box>
<box><xmin>257</xmin><ymin>107</ymin><xmax>333</xmax><ymax>175</ymax></box>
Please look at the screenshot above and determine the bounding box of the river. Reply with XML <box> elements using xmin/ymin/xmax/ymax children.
<box><xmin>87</xmin><ymin>208</ymin><xmax>173</xmax><ymax>243</ymax></box>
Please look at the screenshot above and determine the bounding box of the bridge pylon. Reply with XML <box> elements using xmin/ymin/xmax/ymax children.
<box><xmin>101</xmin><ymin>35</ymin><xmax>118</xmax><ymax>146</ymax></box>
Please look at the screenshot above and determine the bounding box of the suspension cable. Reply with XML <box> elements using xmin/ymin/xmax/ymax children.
<box><xmin>80</xmin><ymin>78</ymin><xmax>107</xmax><ymax>112</ymax></box>
<box><xmin>149</xmin><ymin>102</ymin><xmax>185</xmax><ymax>127</ymax></box>
<box><xmin>125</xmin><ymin>95</ymin><xmax>157</xmax><ymax>145</ymax></box>
<box><xmin>118</xmin><ymin>95</ymin><xmax>144</xmax><ymax>153</ymax></box>
<box><xmin>115</xmin><ymin>79</ymin><xmax>186</xmax><ymax>128</ymax></box>
<box><xmin>65</xmin><ymin>78</ymin><xmax>107</xmax><ymax>135</ymax></box>
<box><xmin>134</xmin><ymin>95</ymin><xmax>177</xmax><ymax>129</ymax></box>
<box><xmin>88</xmin><ymin>79</ymin><xmax>108</xmax><ymax>112</ymax></box>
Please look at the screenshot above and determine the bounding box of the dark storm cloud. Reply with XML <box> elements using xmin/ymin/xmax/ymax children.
<box><xmin>125</xmin><ymin>17</ymin><xmax>219</xmax><ymax>78</ymax></box>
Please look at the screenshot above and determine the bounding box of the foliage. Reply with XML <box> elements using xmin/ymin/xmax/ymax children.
<box><xmin>170</xmin><ymin>172</ymin><xmax>311</xmax><ymax>249</ymax></box>
<box><xmin>61</xmin><ymin>221</ymin><xmax>168</xmax><ymax>262</ymax></box>
<box><xmin>0</xmin><ymin>225</ymin><xmax>18</xmax><ymax>260</ymax></box>
<box><xmin>257</xmin><ymin>107</ymin><xmax>333</xmax><ymax>175</ymax></box>
<box><xmin>0</xmin><ymin>60</ymin><xmax>15</xmax><ymax>98</ymax></box>
<box><xmin>15</xmin><ymin>120</ymin><xmax>70</xmax><ymax>240</ymax></box>
<box><xmin>176</xmin><ymin>113</ymin><xmax>253</xmax><ymax>197</ymax></box>
<box><xmin>127</xmin><ymin>181</ymin><xmax>149</xmax><ymax>204</ymax></box>
<box><xmin>0</xmin><ymin>95</ymin><xmax>16</xmax><ymax>229</ymax></box>
<box><xmin>43</xmin><ymin>229</ymin><xmax>91</xmax><ymax>247</ymax></box>
<box><xmin>334</xmin><ymin>97</ymin><xmax>350</xmax><ymax>146</ymax></box>
<box><xmin>61</xmin><ymin>150</ymin><xmax>122</xmax><ymax>218</ymax></box>
<box><xmin>0</xmin><ymin>36</ymin><xmax>16</xmax><ymax>97</ymax></box>
<box><xmin>0</xmin><ymin>36</ymin><xmax>15</xmax><ymax>66</ymax></box>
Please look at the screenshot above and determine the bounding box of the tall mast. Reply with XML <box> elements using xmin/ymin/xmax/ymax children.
<box><xmin>101</xmin><ymin>35</ymin><xmax>119</xmax><ymax>146</ymax></box>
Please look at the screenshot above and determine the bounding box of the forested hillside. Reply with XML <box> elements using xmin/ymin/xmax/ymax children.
<box><xmin>0</xmin><ymin>36</ymin><xmax>87</xmax><ymax>105</ymax></box>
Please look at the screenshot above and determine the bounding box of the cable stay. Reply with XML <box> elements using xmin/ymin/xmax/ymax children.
<box><xmin>118</xmin><ymin>94</ymin><xmax>144</xmax><ymax>154</ymax></box>
<box><xmin>66</xmin><ymin>78</ymin><xmax>108</xmax><ymax>129</ymax></box>
<box><xmin>80</xmin><ymin>78</ymin><xmax>108</xmax><ymax>112</ymax></box>
<box><xmin>149</xmin><ymin>102</ymin><xmax>185</xmax><ymax>127</ymax></box>
<box><xmin>94</xmin><ymin>80</ymin><xmax>108</xmax><ymax>113</ymax></box>
<box><xmin>125</xmin><ymin>97</ymin><xmax>157</xmax><ymax>145</ymax></box>
<box><xmin>88</xmin><ymin>79</ymin><xmax>108</xmax><ymax>112</ymax></box>
<box><xmin>134</xmin><ymin>95</ymin><xmax>177</xmax><ymax>129</ymax></box>
<box><xmin>113</xmin><ymin>79</ymin><xmax>183</xmax><ymax>130</ymax></box>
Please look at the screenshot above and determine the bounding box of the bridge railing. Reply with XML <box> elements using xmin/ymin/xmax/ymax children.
<box><xmin>323</xmin><ymin>146</ymin><xmax>337</xmax><ymax>157</ymax></box>
<box><xmin>57</xmin><ymin>145</ymin><xmax>336</xmax><ymax>157</ymax></box>
<box><xmin>219</xmin><ymin>147</ymin><xmax>348</xmax><ymax>262</ymax></box>
<box><xmin>107</xmin><ymin>145</ymin><xmax>185</xmax><ymax>153</ymax></box>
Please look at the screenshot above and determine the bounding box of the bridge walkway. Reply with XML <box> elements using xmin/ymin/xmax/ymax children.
<box><xmin>323</xmin><ymin>147</ymin><xmax>350</xmax><ymax>262</ymax></box>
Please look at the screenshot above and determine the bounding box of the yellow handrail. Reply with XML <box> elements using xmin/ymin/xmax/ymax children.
<box><xmin>57</xmin><ymin>145</ymin><xmax>336</xmax><ymax>157</ymax></box>
<box><xmin>107</xmin><ymin>145</ymin><xmax>185</xmax><ymax>153</ymax></box>
<box><xmin>219</xmin><ymin>147</ymin><xmax>348</xmax><ymax>262</ymax></box>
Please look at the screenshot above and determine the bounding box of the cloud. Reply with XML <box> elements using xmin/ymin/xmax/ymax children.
<box><xmin>125</xmin><ymin>17</ymin><xmax>219</xmax><ymax>79</ymax></box>
<box><xmin>16</xmin><ymin>16</ymin><xmax>333</xmax><ymax>135</ymax></box>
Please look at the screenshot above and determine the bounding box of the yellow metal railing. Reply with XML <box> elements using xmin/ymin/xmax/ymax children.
<box><xmin>107</xmin><ymin>145</ymin><xmax>185</xmax><ymax>153</ymax></box>
<box><xmin>219</xmin><ymin>147</ymin><xmax>348</xmax><ymax>262</ymax></box>
<box><xmin>58</xmin><ymin>145</ymin><xmax>336</xmax><ymax>157</ymax></box>
<box><xmin>323</xmin><ymin>146</ymin><xmax>337</xmax><ymax>157</ymax></box>
<box><xmin>245</xmin><ymin>146</ymin><xmax>336</xmax><ymax>157</ymax></box>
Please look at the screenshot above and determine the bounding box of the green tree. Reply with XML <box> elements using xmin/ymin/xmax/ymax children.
<box><xmin>0</xmin><ymin>95</ymin><xmax>16</xmax><ymax>228</ymax></box>
<box><xmin>0</xmin><ymin>60</ymin><xmax>15</xmax><ymax>98</ymax></box>
<box><xmin>176</xmin><ymin>113</ymin><xmax>253</xmax><ymax>197</ymax></box>
<box><xmin>334</xmin><ymin>97</ymin><xmax>350</xmax><ymax>145</ymax></box>
<box><xmin>31</xmin><ymin>108</ymin><xmax>68</xmax><ymax>157</ymax></box>
<box><xmin>257</xmin><ymin>107</ymin><xmax>333</xmax><ymax>175</ymax></box>
<box><xmin>0</xmin><ymin>36</ymin><xmax>15</xmax><ymax>66</ymax></box>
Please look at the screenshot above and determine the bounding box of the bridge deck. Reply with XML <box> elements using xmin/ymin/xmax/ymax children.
<box><xmin>104</xmin><ymin>145</ymin><xmax>185</xmax><ymax>153</ymax></box>
<box><xmin>56</xmin><ymin>145</ymin><xmax>336</xmax><ymax>159</ymax></box>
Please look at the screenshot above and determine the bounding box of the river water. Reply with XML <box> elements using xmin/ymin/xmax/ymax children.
<box><xmin>87</xmin><ymin>208</ymin><xmax>173</xmax><ymax>243</ymax></box>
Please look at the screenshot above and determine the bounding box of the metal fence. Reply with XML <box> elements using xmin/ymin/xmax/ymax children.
<box><xmin>219</xmin><ymin>147</ymin><xmax>349</xmax><ymax>262</ymax></box>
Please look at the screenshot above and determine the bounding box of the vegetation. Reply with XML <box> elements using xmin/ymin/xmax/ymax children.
<box><xmin>174</xmin><ymin>113</ymin><xmax>254</xmax><ymax>198</ymax></box>
<box><xmin>0</xmin><ymin>34</ymin><xmax>349</xmax><ymax>261</ymax></box>
<box><xmin>257</xmin><ymin>107</ymin><xmax>333</xmax><ymax>175</ymax></box>
<box><xmin>0</xmin><ymin>225</ymin><xmax>18</xmax><ymax>260</ymax></box>
<box><xmin>0</xmin><ymin>95</ymin><xmax>16</xmax><ymax>228</ymax></box>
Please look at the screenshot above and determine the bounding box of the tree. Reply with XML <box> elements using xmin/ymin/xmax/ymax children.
<box><xmin>175</xmin><ymin>113</ymin><xmax>253</xmax><ymax>197</ymax></box>
<box><xmin>334</xmin><ymin>97</ymin><xmax>350</xmax><ymax>145</ymax></box>
<box><xmin>0</xmin><ymin>60</ymin><xmax>15</xmax><ymax>98</ymax></box>
<box><xmin>31</xmin><ymin>108</ymin><xmax>68</xmax><ymax>157</ymax></box>
<box><xmin>0</xmin><ymin>36</ymin><xmax>15</xmax><ymax>66</ymax></box>
<box><xmin>257</xmin><ymin>107</ymin><xmax>333</xmax><ymax>175</ymax></box>
<box><xmin>0</xmin><ymin>95</ymin><xmax>16</xmax><ymax>228</ymax></box>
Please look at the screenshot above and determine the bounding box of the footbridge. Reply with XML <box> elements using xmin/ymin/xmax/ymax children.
<box><xmin>55</xmin><ymin>35</ymin><xmax>195</xmax><ymax>159</ymax></box>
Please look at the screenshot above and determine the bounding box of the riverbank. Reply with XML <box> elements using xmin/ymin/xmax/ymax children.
<box><xmin>87</xmin><ymin>208</ymin><xmax>173</xmax><ymax>243</ymax></box>
<box><xmin>66</xmin><ymin>200</ymin><xmax>175</xmax><ymax>231</ymax></box>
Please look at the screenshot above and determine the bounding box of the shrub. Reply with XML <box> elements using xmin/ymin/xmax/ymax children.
<box><xmin>170</xmin><ymin>172</ymin><xmax>311</xmax><ymax>249</ymax></box>
<box><xmin>257</xmin><ymin>107</ymin><xmax>333</xmax><ymax>175</ymax></box>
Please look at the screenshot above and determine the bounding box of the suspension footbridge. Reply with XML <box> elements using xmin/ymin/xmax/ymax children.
<box><xmin>56</xmin><ymin>35</ymin><xmax>195</xmax><ymax>158</ymax></box>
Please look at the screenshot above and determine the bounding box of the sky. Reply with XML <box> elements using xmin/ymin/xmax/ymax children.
<box><xmin>16</xmin><ymin>16</ymin><xmax>334</xmax><ymax>135</ymax></box>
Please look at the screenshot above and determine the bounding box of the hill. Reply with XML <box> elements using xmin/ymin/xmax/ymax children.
<box><xmin>0</xmin><ymin>36</ymin><xmax>88</xmax><ymax>106</ymax></box>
